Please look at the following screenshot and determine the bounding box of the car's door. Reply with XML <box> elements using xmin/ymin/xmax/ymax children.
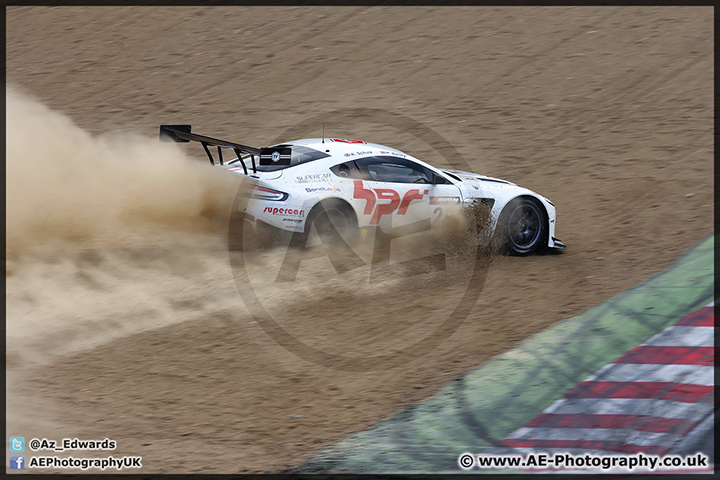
<box><xmin>345</xmin><ymin>156</ymin><xmax>463</xmax><ymax>230</ymax></box>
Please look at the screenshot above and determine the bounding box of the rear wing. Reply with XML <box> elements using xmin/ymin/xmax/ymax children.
<box><xmin>159</xmin><ymin>124</ymin><xmax>261</xmax><ymax>174</ymax></box>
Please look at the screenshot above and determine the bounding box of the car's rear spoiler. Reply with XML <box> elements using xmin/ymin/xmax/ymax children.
<box><xmin>159</xmin><ymin>124</ymin><xmax>261</xmax><ymax>174</ymax></box>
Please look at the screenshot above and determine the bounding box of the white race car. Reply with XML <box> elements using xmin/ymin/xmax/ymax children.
<box><xmin>160</xmin><ymin>125</ymin><xmax>566</xmax><ymax>254</ymax></box>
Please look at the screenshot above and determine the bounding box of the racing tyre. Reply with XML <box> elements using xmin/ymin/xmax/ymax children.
<box><xmin>494</xmin><ymin>198</ymin><xmax>547</xmax><ymax>255</ymax></box>
<box><xmin>307</xmin><ymin>200</ymin><xmax>359</xmax><ymax>246</ymax></box>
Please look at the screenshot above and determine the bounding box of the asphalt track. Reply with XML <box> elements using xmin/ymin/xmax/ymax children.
<box><xmin>300</xmin><ymin>234</ymin><xmax>714</xmax><ymax>473</ymax></box>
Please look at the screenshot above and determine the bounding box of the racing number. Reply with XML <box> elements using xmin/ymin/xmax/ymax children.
<box><xmin>433</xmin><ymin>207</ymin><xmax>443</xmax><ymax>223</ymax></box>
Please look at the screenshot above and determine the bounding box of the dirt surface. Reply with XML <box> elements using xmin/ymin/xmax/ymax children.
<box><xmin>5</xmin><ymin>6</ymin><xmax>713</xmax><ymax>474</ymax></box>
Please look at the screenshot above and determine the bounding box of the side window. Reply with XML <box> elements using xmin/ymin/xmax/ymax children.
<box><xmin>355</xmin><ymin>156</ymin><xmax>435</xmax><ymax>184</ymax></box>
<box><xmin>330</xmin><ymin>160</ymin><xmax>363</xmax><ymax>179</ymax></box>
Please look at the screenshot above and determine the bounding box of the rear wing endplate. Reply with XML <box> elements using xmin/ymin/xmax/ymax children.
<box><xmin>159</xmin><ymin>124</ymin><xmax>261</xmax><ymax>174</ymax></box>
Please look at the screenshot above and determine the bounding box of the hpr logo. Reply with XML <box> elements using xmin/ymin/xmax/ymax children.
<box><xmin>353</xmin><ymin>180</ymin><xmax>428</xmax><ymax>225</ymax></box>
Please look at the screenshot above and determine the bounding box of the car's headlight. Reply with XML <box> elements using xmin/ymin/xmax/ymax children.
<box><xmin>250</xmin><ymin>185</ymin><xmax>289</xmax><ymax>202</ymax></box>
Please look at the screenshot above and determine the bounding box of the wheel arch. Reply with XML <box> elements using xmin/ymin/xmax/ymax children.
<box><xmin>303</xmin><ymin>197</ymin><xmax>359</xmax><ymax>233</ymax></box>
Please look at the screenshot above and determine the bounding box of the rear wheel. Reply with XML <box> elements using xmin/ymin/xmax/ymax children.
<box><xmin>494</xmin><ymin>198</ymin><xmax>547</xmax><ymax>255</ymax></box>
<box><xmin>307</xmin><ymin>200</ymin><xmax>358</xmax><ymax>246</ymax></box>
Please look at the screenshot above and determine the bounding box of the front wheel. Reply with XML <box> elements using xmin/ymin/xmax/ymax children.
<box><xmin>494</xmin><ymin>198</ymin><xmax>547</xmax><ymax>255</ymax></box>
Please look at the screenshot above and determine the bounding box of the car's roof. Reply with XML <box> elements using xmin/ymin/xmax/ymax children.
<box><xmin>273</xmin><ymin>138</ymin><xmax>414</xmax><ymax>159</ymax></box>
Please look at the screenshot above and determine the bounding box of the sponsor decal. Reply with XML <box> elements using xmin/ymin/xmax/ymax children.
<box><xmin>430</xmin><ymin>196</ymin><xmax>461</xmax><ymax>204</ymax></box>
<box><xmin>263</xmin><ymin>206</ymin><xmax>305</xmax><ymax>217</ymax></box>
<box><xmin>343</xmin><ymin>150</ymin><xmax>374</xmax><ymax>157</ymax></box>
<box><xmin>296</xmin><ymin>173</ymin><xmax>332</xmax><ymax>183</ymax></box>
<box><xmin>281</xmin><ymin>218</ymin><xmax>303</xmax><ymax>223</ymax></box>
<box><xmin>305</xmin><ymin>187</ymin><xmax>334</xmax><ymax>193</ymax></box>
<box><xmin>378</xmin><ymin>150</ymin><xmax>406</xmax><ymax>158</ymax></box>
<box><xmin>330</xmin><ymin>138</ymin><xmax>367</xmax><ymax>144</ymax></box>
<box><xmin>353</xmin><ymin>180</ymin><xmax>428</xmax><ymax>225</ymax></box>
<box><xmin>259</xmin><ymin>146</ymin><xmax>292</xmax><ymax>165</ymax></box>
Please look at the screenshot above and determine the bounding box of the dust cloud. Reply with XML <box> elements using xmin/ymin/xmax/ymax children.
<box><xmin>5</xmin><ymin>87</ymin><xmax>260</xmax><ymax>442</ymax></box>
<box><xmin>6</xmin><ymin>87</ymin><xmax>240</xmax><ymax>256</ymax></box>
<box><xmin>6</xmin><ymin>86</ymin><xmax>246</xmax><ymax>367</ymax></box>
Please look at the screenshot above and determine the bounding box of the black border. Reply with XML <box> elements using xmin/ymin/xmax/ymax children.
<box><xmin>3</xmin><ymin>2</ymin><xmax>716</xmax><ymax>479</ymax></box>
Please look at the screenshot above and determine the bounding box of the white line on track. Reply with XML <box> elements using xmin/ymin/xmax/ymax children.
<box><xmin>542</xmin><ymin>398</ymin><xmax>713</xmax><ymax>421</ymax></box>
<box><xmin>584</xmin><ymin>364</ymin><xmax>714</xmax><ymax>386</ymax></box>
<box><xmin>642</xmin><ymin>326</ymin><xmax>714</xmax><ymax>347</ymax></box>
<box><xmin>508</xmin><ymin>427</ymin><xmax>681</xmax><ymax>447</ymax></box>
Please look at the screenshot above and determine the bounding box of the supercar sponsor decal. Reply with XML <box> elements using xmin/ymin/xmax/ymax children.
<box><xmin>353</xmin><ymin>180</ymin><xmax>428</xmax><ymax>225</ymax></box>
<box><xmin>263</xmin><ymin>206</ymin><xmax>305</xmax><ymax>217</ymax></box>
<box><xmin>330</xmin><ymin>138</ymin><xmax>367</xmax><ymax>144</ymax></box>
<box><xmin>296</xmin><ymin>173</ymin><xmax>332</xmax><ymax>183</ymax></box>
<box><xmin>305</xmin><ymin>187</ymin><xmax>334</xmax><ymax>193</ymax></box>
<box><xmin>281</xmin><ymin>218</ymin><xmax>303</xmax><ymax>223</ymax></box>
<box><xmin>430</xmin><ymin>196</ymin><xmax>461</xmax><ymax>204</ymax></box>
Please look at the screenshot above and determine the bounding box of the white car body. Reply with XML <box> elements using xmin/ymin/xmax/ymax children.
<box><xmin>160</xmin><ymin>126</ymin><xmax>566</xmax><ymax>253</ymax></box>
